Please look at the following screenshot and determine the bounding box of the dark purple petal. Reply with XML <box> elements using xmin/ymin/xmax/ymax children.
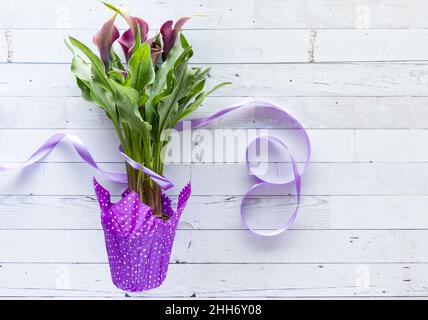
<box><xmin>174</xmin><ymin>16</ymin><xmax>191</xmax><ymax>34</ymax></box>
<box><xmin>118</xmin><ymin>16</ymin><xmax>150</xmax><ymax>62</ymax></box>
<box><xmin>132</xmin><ymin>16</ymin><xmax>149</xmax><ymax>40</ymax></box>
<box><xmin>160</xmin><ymin>20</ymin><xmax>174</xmax><ymax>60</ymax></box>
<box><xmin>118</xmin><ymin>28</ymin><xmax>134</xmax><ymax>61</ymax></box>
<box><xmin>161</xmin><ymin>17</ymin><xmax>191</xmax><ymax>60</ymax></box>
<box><xmin>93</xmin><ymin>15</ymin><xmax>120</xmax><ymax>69</ymax></box>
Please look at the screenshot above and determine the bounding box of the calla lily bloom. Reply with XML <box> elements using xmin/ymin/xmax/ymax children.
<box><xmin>101</xmin><ymin>2</ymin><xmax>149</xmax><ymax>61</ymax></box>
<box><xmin>93</xmin><ymin>15</ymin><xmax>120</xmax><ymax>69</ymax></box>
<box><xmin>160</xmin><ymin>17</ymin><xmax>191</xmax><ymax>60</ymax></box>
<box><xmin>118</xmin><ymin>16</ymin><xmax>149</xmax><ymax>61</ymax></box>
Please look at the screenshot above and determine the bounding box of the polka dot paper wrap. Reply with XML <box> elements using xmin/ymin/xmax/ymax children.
<box><xmin>93</xmin><ymin>178</ymin><xmax>191</xmax><ymax>292</ymax></box>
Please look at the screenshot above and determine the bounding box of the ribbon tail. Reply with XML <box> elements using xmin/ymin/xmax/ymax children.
<box><xmin>0</xmin><ymin>133</ymin><xmax>128</xmax><ymax>184</ymax></box>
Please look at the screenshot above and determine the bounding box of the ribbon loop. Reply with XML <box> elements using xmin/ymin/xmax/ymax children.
<box><xmin>177</xmin><ymin>100</ymin><xmax>311</xmax><ymax>236</ymax></box>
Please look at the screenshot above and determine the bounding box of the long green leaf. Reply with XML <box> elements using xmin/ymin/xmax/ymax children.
<box><xmin>126</xmin><ymin>43</ymin><xmax>155</xmax><ymax>94</ymax></box>
<box><xmin>109</xmin><ymin>80</ymin><xmax>146</xmax><ymax>135</ymax></box>
<box><xmin>76</xmin><ymin>78</ymin><xmax>92</xmax><ymax>102</ymax></box>
<box><xmin>71</xmin><ymin>55</ymin><xmax>92</xmax><ymax>81</ymax></box>
<box><xmin>66</xmin><ymin>37</ymin><xmax>116</xmax><ymax>119</ymax></box>
<box><xmin>207</xmin><ymin>81</ymin><xmax>232</xmax><ymax>95</ymax></box>
<box><xmin>69</xmin><ymin>36</ymin><xmax>105</xmax><ymax>74</ymax></box>
<box><xmin>145</xmin><ymin>40</ymin><xmax>190</xmax><ymax>122</ymax></box>
<box><xmin>157</xmin><ymin>61</ymin><xmax>194</xmax><ymax>135</ymax></box>
<box><xmin>174</xmin><ymin>81</ymin><xmax>231</xmax><ymax>125</ymax></box>
<box><xmin>88</xmin><ymin>80</ymin><xmax>118</xmax><ymax>123</ymax></box>
<box><xmin>68</xmin><ymin>36</ymin><xmax>112</xmax><ymax>94</ymax></box>
<box><xmin>174</xmin><ymin>92</ymin><xmax>207</xmax><ymax>124</ymax></box>
<box><xmin>102</xmin><ymin>2</ymin><xmax>121</xmax><ymax>13</ymax></box>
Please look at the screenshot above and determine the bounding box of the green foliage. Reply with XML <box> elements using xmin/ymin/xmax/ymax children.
<box><xmin>66</xmin><ymin>9</ymin><xmax>230</xmax><ymax>205</ymax></box>
<box><xmin>126</xmin><ymin>43</ymin><xmax>155</xmax><ymax>94</ymax></box>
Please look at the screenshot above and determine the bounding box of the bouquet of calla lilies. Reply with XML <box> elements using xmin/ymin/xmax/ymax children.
<box><xmin>66</xmin><ymin>2</ymin><xmax>228</xmax><ymax>217</ymax></box>
<box><xmin>66</xmin><ymin>2</ymin><xmax>229</xmax><ymax>291</ymax></box>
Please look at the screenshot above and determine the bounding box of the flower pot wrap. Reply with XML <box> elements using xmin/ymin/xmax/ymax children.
<box><xmin>94</xmin><ymin>178</ymin><xmax>191</xmax><ymax>292</ymax></box>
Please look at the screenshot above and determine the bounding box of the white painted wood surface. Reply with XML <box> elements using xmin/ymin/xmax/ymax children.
<box><xmin>1</xmin><ymin>0</ymin><xmax>428</xmax><ymax>299</ymax></box>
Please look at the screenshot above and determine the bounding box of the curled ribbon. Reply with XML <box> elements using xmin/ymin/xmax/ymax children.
<box><xmin>0</xmin><ymin>100</ymin><xmax>310</xmax><ymax>236</ymax></box>
<box><xmin>0</xmin><ymin>133</ymin><xmax>128</xmax><ymax>183</ymax></box>
<box><xmin>177</xmin><ymin>100</ymin><xmax>311</xmax><ymax>236</ymax></box>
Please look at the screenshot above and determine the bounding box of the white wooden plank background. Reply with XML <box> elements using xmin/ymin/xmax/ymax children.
<box><xmin>1</xmin><ymin>0</ymin><xmax>428</xmax><ymax>299</ymax></box>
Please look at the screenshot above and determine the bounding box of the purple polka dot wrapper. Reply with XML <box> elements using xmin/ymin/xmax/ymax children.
<box><xmin>93</xmin><ymin>178</ymin><xmax>191</xmax><ymax>292</ymax></box>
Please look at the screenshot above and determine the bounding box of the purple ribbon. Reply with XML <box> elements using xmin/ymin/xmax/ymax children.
<box><xmin>0</xmin><ymin>100</ymin><xmax>310</xmax><ymax>236</ymax></box>
<box><xmin>0</xmin><ymin>133</ymin><xmax>172</xmax><ymax>190</ymax></box>
<box><xmin>176</xmin><ymin>100</ymin><xmax>311</xmax><ymax>236</ymax></box>
<box><xmin>0</xmin><ymin>133</ymin><xmax>128</xmax><ymax>183</ymax></box>
<box><xmin>119</xmin><ymin>147</ymin><xmax>174</xmax><ymax>190</ymax></box>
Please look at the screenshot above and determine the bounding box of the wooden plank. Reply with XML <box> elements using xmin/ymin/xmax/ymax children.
<box><xmin>0</xmin><ymin>163</ymin><xmax>190</xmax><ymax>196</ymax></box>
<box><xmin>315</xmin><ymin>29</ymin><xmax>428</xmax><ymax>62</ymax></box>
<box><xmin>0</xmin><ymin>263</ymin><xmax>425</xmax><ymax>298</ymax></box>
<box><xmin>356</xmin><ymin>130</ymin><xmax>428</xmax><ymax>162</ymax></box>
<box><xmin>2</xmin><ymin>0</ymin><xmax>428</xmax><ymax>29</ymax></box>
<box><xmin>1</xmin><ymin>195</ymin><xmax>428</xmax><ymax>230</ymax></box>
<box><xmin>3</xmin><ymin>29</ymin><xmax>428</xmax><ymax>63</ymax></box>
<box><xmin>5</xmin><ymin>128</ymin><xmax>428</xmax><ymax>164</ymax></box>
<box><xmin>1</xmin><ymin>163</ymin><xmax>427</xmax><ymax>196</ymax></box>
<box><xmin>0</xmin><ymin>129</ymin><xmax>355</xmax><ymax>163</ymax></box>
<box><xmin>0</xmin><ymin>195</ymin><xmax>329</xmax><ymax>230</ymax></box>
<box><xmin>0</xmin><ymin>229</ymin><xmax>426</xmax><ymax>263</ymax></box>
<box><xmin>1</xmin><ymin>96</ymin><xmax>428</xmax><ymax>130</ymax></box>
<box><xmin>190</xmin><ymin>163</ymin><xmax>428</xmax><ymax>196</ymax></box>
<box><xmin>2</xmin><ymin>63</ymin><xmax>428</xmax><ymax>97</ymax></box>
<box><xmin>2</xmin><ymin>29</ymin><xmax>309</xmax><ymax>64</ymax></box>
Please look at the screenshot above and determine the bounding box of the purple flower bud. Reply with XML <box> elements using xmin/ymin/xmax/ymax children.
<box><xmin>160</xmin><ymin>17</ymin><xmax>191</xmax><ymax>60</ymax></box>
<box><xmin>118</xmin><ymin>16</ymin><xmax>149</xmax><ymax>62</ymax></box>
<box><xmin>93</xmin><ymin>15</ymin><xmax>120</xmax><ymax>69</ymax></box>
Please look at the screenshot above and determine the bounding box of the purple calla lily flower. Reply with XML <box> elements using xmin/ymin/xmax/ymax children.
<box><xmin>93</xmin><ymin>15</ymin><xmax>120</xmax><ymax>69</ymax></box>
<box><xmin>118</xmin><ymin>16</ymin><xmax>149</xmax><ymax>61</ymax></box>
<box><xmin>161</xmin><ymin>17</ymin><xmax>191</xmax><ymax>60</ymax></box>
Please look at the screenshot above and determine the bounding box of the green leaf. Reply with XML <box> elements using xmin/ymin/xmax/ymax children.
<box><xmin>69</xmin><ymin>36</ymin><xmax>105</xmax><ymax>74</ymax></box>
<box><xmin>109</xmin><ymin>69</ymin><xmax>126</xmax><ymax>84</ymax></box>
<box><xmin>102</xmin><ymin>2</ymin><xmax>121</xmax><ymax>14</ymax></box>
<box><xmin>66</xmin><ymin>38</ymin><xmax>92</xmax><ymax>81</ymax></box>
<box><xmin>66</xmin><ymin>37</ymin><xmax>117</xmax><ymax>121</ymax></box>
<box><xmin>145</xmin><ymin>40</ymin><xmax>191</xmax><ymax>122</ymax></box>
<box><xmin>194</xmin><ymin>67</ymin><xmax>211</xmax><ymax>83</ymax></box>
<box><xmin>76</xmin><ymin>78</ymin><xmax>92</xmax><ymax>102</ymax></box>
<box><xmin>139</xmin><ymin>92</ymin><xmax>149</xmax><ymax>106</ymax></box>
<box><xmin>68</xmin><ymin>36</ymin><xmax>112</xmax><ymax>93</ymax></box>
<box><xmin>71</xmin><ymin>55</ymin><xmax>92</xmax><ymax>81</ymax></box>
<box><xmin>88</xmin><ymin>81</ymin><xmax>117</xmax><ymax>122</ymax></box>
<box><xmin>126</xmin><ymin>43</ymin><xmax>155</xmax><ymax>94</ymax></box>
<box><xmin>157</xmin><ymin>60</ymin><xmax>194</xmax><ymax>135</ymax></box>
<box><xmin>207</xmin><ymin>81</ymin><xmax>232</xmax><ymax>95</ymax></box>
<box><xmin>180</xmin><ymin>33</ymin><xmax>191</xmax><ymax>49</ymax></box>
<box><xmin>174</xmin><ymin>92</ymin><xmax>207</xmax><ymax>124</ymax></box>
<box><xmin>133</xmin><ymin>24</ymin><xmax>142</xmax><ymax>54</ymax></box>
<box><xmin>174</xmin><ymin>81</ymin><xmax>231</xmax><ymax>125</ymax></box>
<box><xmin>178</xmin><ymin>79</ymin><xmax>205</xmax><ymax>106</ymax></box>
<box><xmin>175</xmin><ymin>65</ymin><xmax>198</xmax><ymax>102</ymax></box>
<box><xmin>110</xmin><ymin>50</ymin><xmax>125</xmax><ymax>71</ymax></box>
<box><xmin>109</xmin><ymin>80</ymin><xmax>146</xmax><ymax>134</ymax></box>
